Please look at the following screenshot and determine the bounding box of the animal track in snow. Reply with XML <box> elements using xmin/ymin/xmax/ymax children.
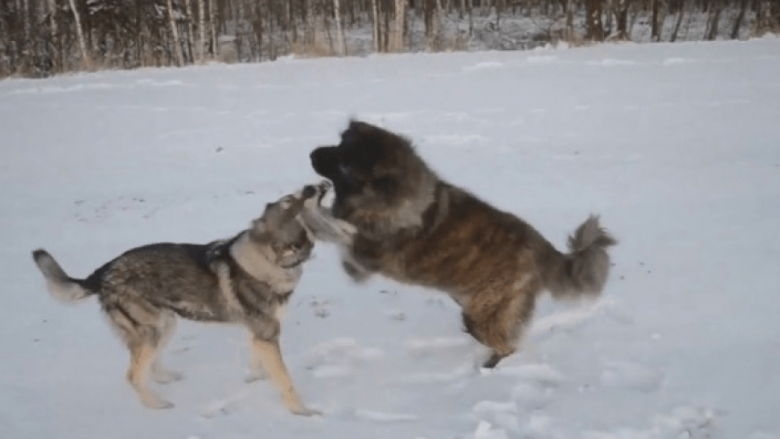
<box><xmin>599</xmin><ymin>360</ymin><xmax>663</xmax><ymax>393</ymax></box>
<box><xmin>354</xmin><ymin>409</ymin><xmax>419</xmax><ymax>423</ymax></box>
<box><xmin>531</xmin><ymin>298</ymin><xmax>617</xmax><ymax>339</ymax></box>
<box><xmin>305</xmin><ymin>338</ymin><xmax>385</xmax><ymax>379</ymax></box>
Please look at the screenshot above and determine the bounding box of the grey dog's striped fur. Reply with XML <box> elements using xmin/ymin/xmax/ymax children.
<box><xmin>32</xmin><ymin>181</ymin><xmax>353</xmax><ymax>416</ymax></box>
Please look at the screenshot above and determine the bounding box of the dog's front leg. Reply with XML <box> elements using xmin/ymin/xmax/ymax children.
<box><xmin>249</xmin><ymin>335</ymin><xmax>319</xmax><ymax>416</ymax></box>
<box><xmin>245</xmin><ymin>335</ymin><xmax>268</xmax><ymax>382</ymax></box>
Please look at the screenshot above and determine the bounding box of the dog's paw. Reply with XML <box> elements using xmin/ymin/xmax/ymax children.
<box><xmin>141</xmin><ymin>395</ymin><xmax>175</xmax><ymax>409</ymax></box>
<box><xmin>290</xmin><ymin>406</ymin><xmax>323</xmax><ymax>417</ymax></box>
<box><xmin>337</xmin><ymin>219</ymin><xmax>358</xmax><ymax>236</ymax></box>
<box><xmin>245</xmin><ymin>369</ymin><xmax>268</xmax><ymax>383</ymax></box>
<box><xmin>316</xmin><ymin>180</ymin><xmax>332</xmax><ymax>203</ymax></box>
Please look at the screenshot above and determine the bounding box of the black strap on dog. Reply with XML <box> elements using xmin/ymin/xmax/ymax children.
<box><xmin>205</xmin><ymin>232</ymin><xmax>244</xmax><ymax>266</ymax></box>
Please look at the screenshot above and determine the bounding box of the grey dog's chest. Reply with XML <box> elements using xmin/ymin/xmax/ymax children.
<box><xmin>212</xmin><ymin>256</ymin><xmax>297</xmax><ymax>321</ymax></box>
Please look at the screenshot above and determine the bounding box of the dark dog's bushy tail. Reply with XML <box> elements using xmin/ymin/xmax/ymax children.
<box><xmin>32</xmin><ymin>249</ymin><xmax>96</xmax><ymax>303</ymax></box>
<box><xmin>543</xmin><ymin>216</ymin><xmax>617</xmax><ymax>301</ymax></box>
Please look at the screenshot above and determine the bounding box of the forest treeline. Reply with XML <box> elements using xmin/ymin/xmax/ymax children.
<box><xmin>1</xmin><ymin>0</ymin><xmax>778</xmax><ymax>78</ymax></box>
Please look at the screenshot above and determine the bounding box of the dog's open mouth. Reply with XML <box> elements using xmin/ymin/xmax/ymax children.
<box><xmin>281</xmin><ymin>254</ymin><xmax>312</xmax><ymax>269</ymax></box>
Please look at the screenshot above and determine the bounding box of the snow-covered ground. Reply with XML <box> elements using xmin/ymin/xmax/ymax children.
<box><xmin>1</xmin><ymin>37</ymin><xmax>779</xmax><ymax>439</ymax></box>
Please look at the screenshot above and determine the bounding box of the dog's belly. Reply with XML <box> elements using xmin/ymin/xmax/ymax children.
<box><xmin>153</xmin><ymin>287</ymin><xmax>231</xmax><ymax>322</ymax></box>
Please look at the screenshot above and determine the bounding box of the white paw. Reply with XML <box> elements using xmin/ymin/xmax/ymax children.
<box><xmin>141</xmin><ymin>395</ymin><xmax>174</xmax><ymax>409</ymax></box>
<box><xmin>152</xmin><ymin>369</ymin><xmax>184</xmax><ymax>384</ymax></box>
<box><xmin>245</xmin><ymin>369</ymin><xmax>268</xmax><ymax>383</ymax></box>
<box><xmin>290</xmin><ymin>406</ymin><xmax>322</xmax><ymax>417</ymax></box>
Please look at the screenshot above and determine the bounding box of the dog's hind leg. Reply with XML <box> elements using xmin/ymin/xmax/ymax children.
<box><xmin>249</xmin><ymin>335</ymin><xmax>319</xmax><ymax>416</ymax></box>
<box><xmin>463</xmin><ymin>288</ymin><xmax>537</xmax><ymax>369</ymax></box>
<box><xmin>126</xmin><ymin>328</ymin><xmax>174</xmax><ymax>409</ymax></box>
<box><xmin>151</xmin><ymin>312</ymin><xmax>183</xmax><ymax>384</ymax></box>
<box><xmin>105</xmin><ymin>297</ymin><xmax>174</xmax><ymax>409</ymax></box>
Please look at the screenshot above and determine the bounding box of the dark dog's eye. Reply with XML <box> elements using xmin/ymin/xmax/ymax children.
<box><xmin>339</xmin><ymin>163</ymin><xmax>364</xmax><ymax>186</ymax></box>
<box><xmin>373</xmin><ymin>176</ymin><xmax>397</xmax><ymax>196</ymax></box>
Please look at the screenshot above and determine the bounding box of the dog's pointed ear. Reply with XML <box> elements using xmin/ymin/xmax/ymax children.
<box><xmin>280</xmin><ymin>196</ymin><xmax>306</xmax><ymax>223</ymax></box>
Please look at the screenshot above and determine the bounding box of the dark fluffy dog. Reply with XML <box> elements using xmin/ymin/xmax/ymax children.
<box><xmin>310</xmin><ymin>120</ymin><xmax>617</xmax><ymax>368</ymax></box>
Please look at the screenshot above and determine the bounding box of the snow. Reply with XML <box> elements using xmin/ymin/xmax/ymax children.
<box><xmin>1</xmin><ymin>37</ymin><xmax>780</xmax><ymax>439</ymax></box>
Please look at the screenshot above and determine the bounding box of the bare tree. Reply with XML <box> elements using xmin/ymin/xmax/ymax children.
<box><xmin>167</xmin><ymin>0</ymin><xmax>185</xmax><ymax>65</ymax></box>
<box><xmin>48</xmin><ymin>0</ymin><xmax>60</xmax><ymax>72</ymax></box>
<box><xmin>468</xmin><ymin>0</ymin><xmax>473</xmax><ymax>37</ymax></box>
<box><xmin>209</xmin><ymin>0</ymin><xmax>218</xmax><ymax>58</ymax></box>
<box><xmin>586</xmin><ymin>0</ymin><xmax>605</xmax><ymax>41</ymax></box>
<box><xmin>198</xmin><ymin>0</ymin><xmax>206</xmax><ymax>61</ymax></box>
<box><xmin>67</xmin><ymin>0</ymin><xmax>91</xmax><ymax>69</ymax></box>
<box><xmin>333</xmin><ymin>0</ymin><xmax>346</xmax><ymax>55</ymax></box>
<box><xmin>705</xmin><ymin>0</ymin><xmax>723</xmax><ymax>40</ymax></box>
<box><xmin>22</xmin><ymin>0</ymin><xmax>30</xmax><ymax>65</ymax></box>
<box><xmin>614</xmin><ymin>0</ymin><xmax>629</xmax><ymax>39</ymax></box>
<box><xmin>392</xmin><ymin>0</ymin><xmax>406</xmax><ymax>52</ymax></box>
<box><xmin>184</xmin><ymin>0</ymin><xmax>196</xmax><ymax>61</ymax></box>
<box><xmin>731</xmin><ymin>0</ymin><xmax>749</xmax><ymax>38</ymax></box>
<box><xmin>651</xmin><ymin>0</ymin><xmax>661</xmax><ymax>41</ymax></box>
<box><xmin>371</xmin><ymin>0</ymin><xmax>380</xmax><ymax>52</ymax></box>
<box><xmin>670</xmin><ymin>0</ymin><xmax>687</xmax><ymax>42</ymax></box>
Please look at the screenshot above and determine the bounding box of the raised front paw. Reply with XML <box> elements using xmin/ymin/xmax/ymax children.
<box><xmin>302</xmin><ymin>180</ymin><xmax>331</xmax><ymax>203</ymax></box>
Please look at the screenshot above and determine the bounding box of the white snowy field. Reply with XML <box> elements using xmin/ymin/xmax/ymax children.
<box><xmin>1</xmin><ymin>38</ymin><xmax>779</xmax><ymax>439</ymax></box>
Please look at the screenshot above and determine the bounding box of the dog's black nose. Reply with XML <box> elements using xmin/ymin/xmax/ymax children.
<box><xmin>302</xmin><ymin>185</ymin><xmax>317</xmax><ymax>199</ymax></box>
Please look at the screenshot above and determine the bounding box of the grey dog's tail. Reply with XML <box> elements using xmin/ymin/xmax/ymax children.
<box><xmin>32</xmin><ymin>249</ymin><xmax>96</xmax><ymax>303</ymax></box>
<box><xmin>543</xmin><ymin>216</ymin><xmax>617</xmax><ymax>301</ymax></box>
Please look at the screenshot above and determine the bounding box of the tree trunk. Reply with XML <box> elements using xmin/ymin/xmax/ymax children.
<box><xmin>772</xmin><ymin>0</ymin><xmax>780</xmax><ymax>33</ymax></box>
<box><xmin>22</xmin><ymin>0</ymin><xmax>30</xmax><ymax>65</ymax></box>
<box><xmin>209</xmin><ymin>0</ymin><xmax>218</xmax><ymax>58</ymax></box>
<box><xmin>565</xmin><ymin>0</ymin><xmax>575</xmax><ymax>41</ymax></box>
<box><xmin>48</xmin><ymin>0</ymin><xmax>59</xmax><ymax>72</ymax></box>
<box><xmin>705</xmin><ymin>2</ymin><xmax>722</xmax><ymax>40</ymax></box>
<box><xmin>651</xmin><ymin>0</ymin><xmax>660</xmax><ymax>41</ymax></box>
<box><xmin>426</xmin><ymin>0</ymin><xmax>439</xmax><ymax>50</ymax></box>
<box><xmin>333</xmin><ymin>0</ymin><xmax>346</xmax><ymax>55</ymax></box>
<box><xmin>468</xmin><ymin>0</ymin><xmax>473</xmax><ymax>37</ymax></box>
<box><xmin>615</xmin><ymin>0</ymin><xmax>628</xmax><ymax>39</ymax></box>
<box><xmin>288</xmin><ymin>0</ymin><xmax>296</xmax><ymax>45</ymax></box>
<box><xmin>430</xmin><ymin>0</ymin><xmax>442</xmax><ymax>51</ymax></box>
<box><xmin>198</xmin><ymin>0</ymin><xmax>206</xmax><ymax>61</ymax></box>
<box><xmin>184</xmin><ymin>0</ymin><xmax>196</xmax><ymax>62</ymax></box>
<box><xmin>383</xmin><ymin>0</ymin><xmax>391</xmax><ymax>52</ymax></box>
<box><xmin>731</xmin><ymin>0</ymin><xmax>749</xmax><ymax>39</ymax></box>
<box><xmin>393</xmin><ymin>0</ymin><xmax>406</xmax><ymax>52</ymax></box>
<box><xmin>371</xmin><ymin>0</ymin><xmax>380</xmax><ymax>52</ymax></box>
<box><xmin>670</xmin><ymin>0</ymin><xmax>686</xmax><ymax>42</ymax></box>
<box><xmin>167</xmin><ymin>0</ymin><xmax>185</xmax><ymax>65</ymax></box>
<box><xmin>586</xmin><ymin>0</ymin><xmax>604</xmax><ymax>41</ymax></box>
<box><xmin>67</xmin><ymin>0</ymin><xmax>91</xmax><ymax>69</ymax></box>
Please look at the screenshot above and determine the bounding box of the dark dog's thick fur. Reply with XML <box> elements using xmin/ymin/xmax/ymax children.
<box><xmin>310</xmin><ymin>120</ymin><xmax>617</xmax><ymax>368</ymax></box>
<box><xmin>31</xmin><ymin>183</ymin><xmax>348</xmax><ymax>416</ymax></box>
